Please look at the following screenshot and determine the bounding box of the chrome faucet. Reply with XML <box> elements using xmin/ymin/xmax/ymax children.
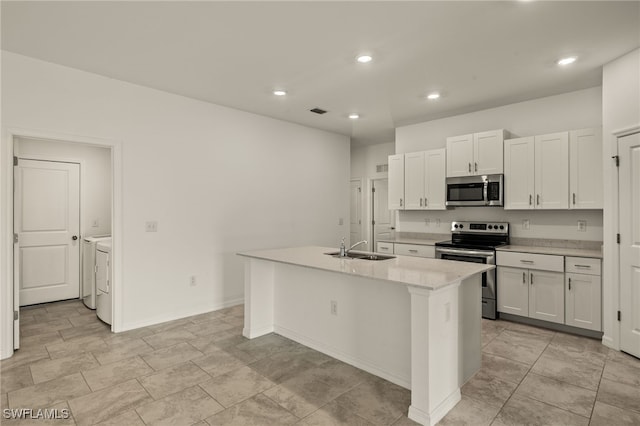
<box><xmin>346</xmin><ymin>240</ymin><xmax>368</xmax><ymax>255</ymax></box>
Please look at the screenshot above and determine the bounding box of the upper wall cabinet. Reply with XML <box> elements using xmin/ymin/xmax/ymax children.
<box><xmin>388</xmin><ymin>149</ymin><xmax>446</xmax><ymax>210</ymax></box>
<box><xmin>570</xmin><ymin>128</ymin><xmax>603</xmax><ymax>209</ymax></box>
<box><xmin>446</xmin><ymin>129</ymin><xmax>507</xmax><ymax>177</ymax></box>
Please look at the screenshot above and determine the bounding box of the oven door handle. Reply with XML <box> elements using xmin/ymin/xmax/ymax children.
<box><xmin>436</xmin><ymin>247</ymin><xmax>495</xmax><ymax>257</ymax></box>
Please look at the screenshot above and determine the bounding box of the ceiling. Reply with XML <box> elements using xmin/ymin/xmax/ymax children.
<box><xmin>2</xmin><ymin>1</ymin><xmax>639</xmax><ymax>146</ymax></box>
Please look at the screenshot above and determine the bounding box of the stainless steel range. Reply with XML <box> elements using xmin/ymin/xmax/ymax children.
<box><xmin>435</xmin><ymin>221</ymin><xmax>509</xmax><ymax>320</ymax></box>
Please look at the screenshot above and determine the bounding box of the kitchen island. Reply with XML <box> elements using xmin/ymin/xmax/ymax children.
<box><xmin>238</xmin><ymin>246</ymin><xmax>493</xmax><ymax>426</ymax></box>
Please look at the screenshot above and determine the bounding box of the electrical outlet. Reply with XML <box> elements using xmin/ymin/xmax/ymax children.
<box><xmin>522</xmin><ymin>219</ymin><xmax>530</xmax><ymax>230</ymax></box>
<box><xmin>338</xmin><ymin>218</ymin><xmax>344</xmax><ymax>226</ymax></box>
<box><xmin>190</xmin><ymin>275</ymin><xmax>197</xmax><ymax>286</ymax></box>
<box><xmin>330</xmin><ymin>300</ymin><xmax>338</xmax><ymax>316</ymax></box>
<box><xmin>145</xmin><ymin>221</ymin><xmax>158</xmax><ymax>232</ymax></box>
<box><xmin>578</xmin><ymin>220</ymin><xmax>587</xmax><ymax>232</ymax></box>
<box><xmin>424</xmin><ymin>218</ymin><xmax>431</xmax><ymax>226</ymax></box>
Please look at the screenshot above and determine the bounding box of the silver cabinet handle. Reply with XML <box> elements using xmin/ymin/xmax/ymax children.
<box><xmin>409</xmin><ymin>249</ymin><xmax>418</xmax><ymax>253</ymax></box>
<box><xmin>568</xmin><ymin>277</ymin><xmax>572</xmax><ymax>290</ymax></box>
<box><xmin>400</xmin><ymin>198</ymin><xmax>403</xmax><ymax>207</ymax></box>
<box><xmin>520</xmin><ymin>259</ymin><xmax>534</xmax><ymax>264</ymax></box>
<box><xmin>468</xmin><ymin>163</ymin><xmax>471</xmax><ymax>173</ymax></box>
<box><xmin>529</xmin><ymin>194</ymin><xmax>532</xmax><ymax>206</ymax></box>
<box><xmin>575</xmin><ymin>264</ymin><xmax>592</xmax><ymax>269</ymax></box>
<box><xmin>573</xmin><ymin>193</ymin><xmax>576</xmax><ymax>205</ymax></box>
<box><xmin>522</xmin><ymin>272</ymin><xmax>526</xmax><ymax>283</ymax></box>
<box><xmin>380</xmin><ymin>247</ymin><xmax>389</xmax><ymax>251</ymax></box>
<box><xmin>475</xmin><ymin>162</ymin><xmax>478</xmax><ymax>172</ymax></box>
<box><xmin>530</xmin><ymin>273</ymin><xmax>534</xmax><ymax>285</ymax></box>
<box><xmin>420</xmin><ymin>198</ymin><xmax>423</xmax><ymax>207</ymax></box>
<box><xmin>536</xmin><ymin>194</ymin><xmax>540</xmax><ymax>205</ymax></box>
<box><xmin>425</xmin><ymin>197</ymin><xmax>428</xmax><ymax>207</ymax></box>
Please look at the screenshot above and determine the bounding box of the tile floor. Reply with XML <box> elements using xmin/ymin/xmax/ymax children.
<box><xmin>0</xmin><ymin>299</ymin><xmax>638</xmax><ymax>425</ymax></box>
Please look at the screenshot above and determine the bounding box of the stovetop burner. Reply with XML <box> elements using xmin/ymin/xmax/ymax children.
<box><xmin>435</xmin><ymin>221</ymin><xmax>510</xmax><ymax>250</ymax></box>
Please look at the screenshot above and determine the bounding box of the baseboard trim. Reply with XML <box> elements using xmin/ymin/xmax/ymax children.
<box><xmin>499</xmin><ymin>313</ymin><xmax>603</xmax><ymax>339</ymax></box>
<box><xmin>273</xmin><ymin>324</ymin><xmax>410</xmax><ymax>390</ymax></box>
<box><xmin>408</xmin><ymin>388</ymin><xmax>461</xmax><ymax>426</ymax></box>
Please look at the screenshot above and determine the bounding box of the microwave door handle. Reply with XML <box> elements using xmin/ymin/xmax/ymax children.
<box><xmin>483</xmin><ymin>181</ymin><xmax>489</xmax><ymax>205</ymax></box>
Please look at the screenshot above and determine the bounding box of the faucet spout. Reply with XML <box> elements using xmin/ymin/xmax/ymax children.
<box><xmin>347</xmin><ymin>240</ymin><xmax>368</xmax><ymax>254</ymax></box>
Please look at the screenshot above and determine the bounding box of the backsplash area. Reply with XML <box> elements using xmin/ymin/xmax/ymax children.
<box><xmin>396</xmin><ymin>208</ymin><xmax>603</xmax><ymax>243</ymax></box>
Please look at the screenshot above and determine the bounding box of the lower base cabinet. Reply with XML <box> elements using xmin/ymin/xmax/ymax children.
<box><xmin>565</xmin><ymin>272</ymin><xmax>602</xmax><ymax>331</ymax></box>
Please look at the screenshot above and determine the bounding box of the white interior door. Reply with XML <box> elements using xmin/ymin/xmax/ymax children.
<box><xmin>349</xmin><ymin>179</ymin><xmax>363</xmax><ymax>246</ymax></box>
<box><xmin>14</xmin><ymin>159</ymin><xmax>81</xmax><ymax>310</ymax></box>
<box><xmin>619</xmin><ymin>132</ymin><xmax>640</xmax><ymax>358</ymax></box>
<box><xmin>372</xmin><ymin>179</ymin><xmax>394</xmax><ymax>249</ymax></box>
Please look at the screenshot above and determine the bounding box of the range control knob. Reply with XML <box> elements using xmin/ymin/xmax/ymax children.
<box><xmin>500</xmin><ymin>225</ymin><xmax>505</xmax><ymax>230</ymax></box>
<box><xmin>454</xmin><ymin>224</ymin><xmax>459</xmax><ymax>228</ymax></box>
<box><xmin>459</xmin><ymin>224</ymin><xmax>464</xmax><ymax>229</ymax></box>
<box><xmin>488</xmin><ymin>225</ymin><xmax>493</xmax><ymax>230</ymax></box>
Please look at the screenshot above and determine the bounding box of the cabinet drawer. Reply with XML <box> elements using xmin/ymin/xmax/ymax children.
<box><xmin>496</xmin><ymin>251</ymin><xmax>563</xmax><ymax>272</ymax></box>
<box><xmin>565</xmin><ymin>257</ymin><xmax>601</xmax><ymax>276</ymax></box>
<box><xmin>394</xmin><ymin>243</ymin><xmax>435</xmax><ymax>258</ymax></box>
<box><xmin>376</xmin><ymin>242</ymin><xmax>394</xmax><ymax>254</ymax></box>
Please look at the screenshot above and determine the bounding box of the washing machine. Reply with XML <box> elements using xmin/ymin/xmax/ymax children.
<box><xmin>82</xmin><ymin>235</ymin><xmax>111</xmax><ymax>309</ymax></box>
<box><xmin>96</xmin><ymin>240</ymin><xmax>112</xmax><ymax>325</ymax></box>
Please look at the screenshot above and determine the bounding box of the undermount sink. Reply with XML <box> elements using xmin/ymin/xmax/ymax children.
<box><xmin>325</xmin><ymin>251</ymin><xmax>395</xmax><ymax>261</ymax></box>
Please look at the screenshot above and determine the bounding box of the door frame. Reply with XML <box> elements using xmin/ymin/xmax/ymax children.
<box><xmin>603</xmin><ymin>124</ymin><xmax>640</xmax><ymax>352</ymax></box>
<box><xmin>1</xmin><ymin>127</ymin><xmax>123</xmax><ymax>359</ymax></box>
<box><xmin>370</xmin><ymin>177</ymin><xmax>394</xmax><ymax>251</ymax></box>
<box><xmin>349</xmin><ymin>178</ymin><xmax>363</xmax><ymax>247</ymax></box>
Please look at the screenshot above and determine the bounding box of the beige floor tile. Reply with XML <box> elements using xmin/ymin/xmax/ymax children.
<box><xmin>492</xmin><ymin>394</ymin><xmax>589</xmax><ymax>426</ymax></box>
<box><xmin>333</xmin><ymin>377</ymin><xmax>410</xmax><ymax>425</ymax></box>
<box><xmin>504</xmin><ymin>321</ymin><xmax>556</xmax><ymax>339</ymax></box>
<box><xmin>607</xmin><ymin>349</ymin><xmax>640</xmax><ymax>368</ymax></box>
<box><xmin>59</xmin><ymin>322</ymin><xmax>111</xmax><ymax>341</ymax></box>
<box><xmin>392</xmin><ymin>415</ymin><xmax>421</xmax><ymax>425</ymax></box>
<box><xmin>233</xmin><ymin>333</ymin><xmax>297</xmax><ymax>362</ymax></box>
<box><xmin>206</xmin><ymin>393</ymin><xmax>299</xmax><ymax>425</ymax></box>
<box><xmin>139</xmin><ymin>361</ymin><xmax>211</xmax><ymax>399</ymax></box>
<box><xmin>19</xmin><ymin>332</ymin><xmax>64</xmax><ymax>349</ymax></box>
<box><xmin>199</xmin><ymin>366</ymin><xmax>275</xmax><ymax>408</ymax></box>
<box><xmin>30</xmin><ymin>352</ymin><xmax>99</xmax><ymax>384</ymax></box>
<box><xmin>68</xmin><ymin>313</ymin><xmax>104</xmax><ymax>327</ymax></box>
<box><xmin>596</xmin><ymin>378</ymin><xmax>640</xmax><ymax>413</ymax></box>
<box><xmin>184</xmin><ymin>319</ymin><xmax>236</xmax><ymax>337</ymax></box>
<box><xmin>1</xmin><ymin>392</ymin><xmax>8</xmax><ymax>410</ymax></box>
<box><xmin>189</xmin><ymin>331</ymin><xmax>241</xmax><ymax>354</ymax></box>
<box><xmin>46</xmin><ymin>335</ymin><xmax>108</xmax><ymax>359</ymax></box>
<box><xmin>20</xmin><ymin>319</ymin><xmax>74</xmax><ymax>337</ymax></box>
<box><xmin>142</xmin><ymin>342</ymin><xmax>204</xmax><ymax>371</ymax></box>
<box><xmin>480</xmin><ymin>353</ymin><xmax>530</xmax><ymax>385</ymax></box>
<box><xmin>68</xmin><ymin>378</ymin><xmax>152</xmax><ymax>426</ymax></box>
<box><xmin>530</xmin><ymin>350</ymin><xmax>603</xmax><ymax>391</ymax></box>
<box><xmin>82</xmin><ymin>355</ymin><xmax>154</xmax><ymax>391</ymax></box>
<box><xmin>145</xmin><ymin>318</ymin><xmax>194</xmax><ymax>334</ymax></box>
<box><xmin>95</xmin><ymin>409</ymin><xmax>146</xmax><ymax>426</ymax></box>
<box><xmin>515</xmin><ymin>373</ymin><xmax>596</xmax><ymax>417</ymax></box>
<box><xmin>142</xmin><ymin>328</ymin><xmax>198</xmax><ymax>350</ymax></box>
<box><xmin>542</xmin><ymin>341</ymin><xmax>607</xmax><ymax>368</ymax></box>
<box><xmin>297</xmin><ymin>399</ymin><xmax>372</xmax><ymax>426</ymax></box>
<box><xmin>437</xmin><ymin>394</ymin><xmax>500</xmax><ymax>426</ymax></box>
<box><xmin>249</xmin><ymin>350</ymin><xmax>318</xmax><ymax>384</ymax></box>
<box><xmin>188</xmin><ymin>311</ymin><xmax>228</xmax><ymax>324</ymax></box>
<box><xmin>482</xmin><ymin>330</ymin><xmax>549</xmax><ymax>365</ymax></box>
<box><xmin>1</xmin><ymin>365</ymin><xmax>34</xmax><ymax>394</ymax></box>
<box><xmin>0</xmin><ymin>345</ymin><xmax>50</xmax><ymax>370</ymax></box>
<box><xmin>222</xmin><ymin>316</ymin><xmax>244</xmax><ymax>327</ymax></box>
<box><xmin>8</xmin><ymin>373</ymin><xmax>91</xmax><ymax>409</ymax></box>
<box><xmin>603</xmin><ymin>358</ymin><xmax>640</xmax><ymax>387</ymax></box>
<box><xmin>101</xmin><ymin>327</ymin><xmax>155</xmax><ymax>344</ymax></box>
<box><xmin>0</xmin><ymin>401</ymin><xmax>74</xmax><ymax>426</ymax></box>
<box><xmin>93</xmin><ymin>337</ymin><xmax>154</xmax><ymax>365</ymax></box>
<box><xmin>589</xmin><ymin>401</ymin><xmax>640</xmax><ymax>425</ymax></box>
<box><xmin>460</xmin><ymin>370</ymin><xmax>518</xmax><ymax>409</ymax></box>
<box><xmin>551</xmin><ymin>332</ymin><xmax>609</xmax><ymax>356</ymax></box>
<box><xmin>192</xmin><ymin>348</ymin><xmax>247</xmax><ymax>378</ymax></box>
<box><xmin>137</xmin><ymin>386</ymin><xmax>223</xmax><ymax>426</ymax></box>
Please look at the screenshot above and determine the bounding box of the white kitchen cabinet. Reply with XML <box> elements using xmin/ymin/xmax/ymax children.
<box><xmin>388</xmin><ymin>154</ymin><xmax>405</xmax><ymax>210</ymax></box>
<box><xmin>565</xmin><ymin>257</ymin><xmax>601</xmax><ymax>331</ymax></box>
<box><xmin>446</xmin><ymin>129</ymin><xmax>506</xmax><ymax>177</ymax></box>
<box><xmin>376</xmin><ymin>242</ymin><xmax>394</xmax><ymax>254</ymax></box>
<box><xmin>393</xmin><ymin>243</ymin><xmax>435</xmax><ymax>258</ymax></box>
<box><xmin>497</xmin><ymin>251</ymin><xmax>564</xmax><ymax>324</ymax></box>
<box><xmin>403</xmin><ymin>149</ymin><xmax>446</xmax><ymax>210</ymax></box>
<box><xmin>504</xmin><ymin>132</ymin><xmax>569</xmax><ymax>210</ymax></box>
<box><xmin>569</xmin><ymin>128</ymin><xmax>603</xmax><ymax>209</ymax></box>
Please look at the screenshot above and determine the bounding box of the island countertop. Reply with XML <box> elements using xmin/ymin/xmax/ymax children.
<box><xmin>238</xmin><ymin>246</ymin><xmax>493</xmax><ymax>291</ymax></box>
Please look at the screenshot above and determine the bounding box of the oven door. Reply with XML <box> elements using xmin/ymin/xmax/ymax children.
<box><xmin>435</xmin><ymin>247</ymin><xmax>496</xmax><ymax>318</ymax></box>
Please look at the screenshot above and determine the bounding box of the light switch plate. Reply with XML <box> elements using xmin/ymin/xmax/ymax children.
<box><xmin>578</xmin><ymin>220</ymin><xmax>587</xmax><ymax>232</ymax></box>
<box><xmin>145</xmin><ymin>221</ymin><xmax>158</xmax><ymax>232</ymax></box>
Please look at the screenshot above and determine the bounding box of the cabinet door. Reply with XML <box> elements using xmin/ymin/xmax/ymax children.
<box><xmin>497</xmin><ymin>266</ymin><xmax>529</xmax><ymax>316</ymax></box>
<box><xmin>504</xmin><ymin>137</ymin><xmax>535</xmax><ymax>210</ymax></box>
<box><xmin>535</xmin><ymin>132</ymin><xmax>569</xmax><ymax>209</ymax></box>
<box><xmin>376</xmin><ymin>242</ymin><xmax>394</xmax><ymax>254</ymax></box>
<box><xmin>566</xmin><ymin>273</ymin><xmax>602</xmax><ymax>331</ymax></box>
<box><xmin>424</xmin><ymin>148</ymin><xmax>446</xmax><ymax>210</ymax></box>
<box><xmin>404</xmin><ymin>152</ymin><xmax>425</xmax><ymax>210</ymax></box>
<box><xmin>446</xmin><ymin>134</ymin><xmax>474</xmax><ymax>177</ymax></box>
<box><xmin>388</xmin><ymin>154</ymin><xmax>405</xmax><ymax>210</ymax></box>
<box><xmin>474</xmin><ymin>130</ymin><xmax>505</xmax><ymax>175</ymax></box>
<box><xmin>570</xmin><ymin>128</ymin><xmax>603</xmax><ymax>209</ymax></box>
<box><xmin>528</xmin><ymin>270</ymin><xmax>564</xmax><ymax>324</ymax></box>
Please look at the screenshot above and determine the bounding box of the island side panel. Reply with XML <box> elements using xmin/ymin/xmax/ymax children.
<box><xmin>271</xmin><ymin>262</ymin><xmax>412</xmax><ymax>389</ymax></box>
<box><xmin>243</xmin><ymin>258</ymin><xmax>275</xmax><ymax>338</ymax></box>
<box><xmin>459</xmin><ymin>274</ymin><xmax>482</xmax><ymax>384</ymax></box>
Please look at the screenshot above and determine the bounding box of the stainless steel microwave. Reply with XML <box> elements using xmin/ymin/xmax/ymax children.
<box><xmin>446</xmin><ymin>174</ymin><xmax>504</xmax><ymax>207</ymax></box>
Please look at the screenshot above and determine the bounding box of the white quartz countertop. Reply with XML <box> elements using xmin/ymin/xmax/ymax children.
<box><xmin>238</xmin><ymin>246</ymin><xmax>493</xmax><ymax>290</ymax></box>
<box><xmin>377</xmin><ymin>237</ymin><xmax>447</xmax><ymax>246</ymax></box>
<box><xmin>497</xmin><ymin>245</ymin><xmax>603</xmax><ymax>259</ymax></box>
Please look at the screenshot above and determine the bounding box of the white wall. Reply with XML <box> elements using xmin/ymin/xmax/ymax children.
<box><xmin>602</xmin><ymin>48</ymin><xmax>640</xmax><ymax>349</ymax></box>
<box><xmin>350</xmin><ymin>142</ymin><xmax>395</xmax><ymax>251</ymax></box>
<box><xmin>15</xmin><ymin>137</ymin><xmax>112</xmax><ymax>238</ymax></box>
<box><xmin>1</xmin><ymin>51</ymin><xmax>350</xmax><ymax>356</ymax></box>
<box><xmin>394</xmin><ymin>87</ymin><xmax>604</xmax><ymax>242</ymax></box>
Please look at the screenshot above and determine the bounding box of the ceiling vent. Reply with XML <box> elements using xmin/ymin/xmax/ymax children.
<box><xmin>376</xmin><ymin>164</ymin><xmax>389</xmax><ymax>173</ymax></box>
<box><xmin>310</xmin><ymin>108</ymin><xmax>328</xmax><ymax>115</ymax></box>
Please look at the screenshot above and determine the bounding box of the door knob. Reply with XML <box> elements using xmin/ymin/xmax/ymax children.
<box><xmin>72</xmin><ymin>235</ymin><xmax>78</xmax><ymax>241</ymax></box>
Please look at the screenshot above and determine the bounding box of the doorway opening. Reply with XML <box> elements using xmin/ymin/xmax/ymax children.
<box><xmin>371</xmin><ymin>178</ymin><xmax>395</xmax><ymax>251</ymax></box>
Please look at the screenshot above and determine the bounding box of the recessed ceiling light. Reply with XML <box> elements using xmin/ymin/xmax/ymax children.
<box><xmin>356</xmin><ymin>55</ymin><xmax>373</xmax><ymax>63</ymax></box>
<box><xmin>273</xmin><ymin>90</ymin><xmax>287</xmax><ymax>96</ymax></box>
<box><xmin>426</xmin><ymin>92</ymin><xmax>441</xmax><ymax>100</ymax></box>
<box><xmin>348</xmin><ymin>113</ymin><xmax>360</xmax><ymax>119</ymax></box>
<box><xmin>557</xmin><ymin>56</ymin><xmax>577</xmax><ymax>66</ymax></box>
